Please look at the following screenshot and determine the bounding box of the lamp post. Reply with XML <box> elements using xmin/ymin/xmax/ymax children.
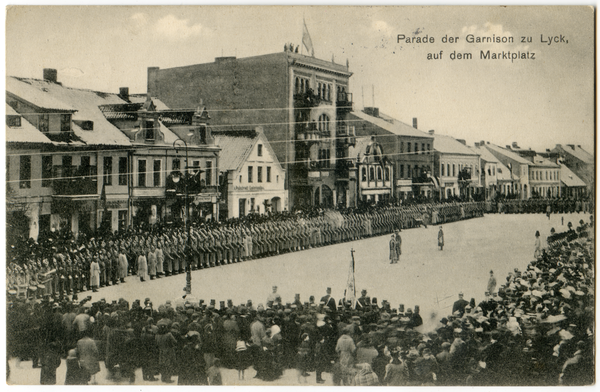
<box><xmin>172</xmin><ymin>138</ymin><xmax>192</xmax><ymax>295</ymax></box>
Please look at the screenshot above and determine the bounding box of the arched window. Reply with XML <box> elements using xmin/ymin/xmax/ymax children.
<box><xmin>295</xmin><ymin>77</ymin><xmax>300</xmax><ymax>94</ymax></box>
<box><xmin>385</xmin><ymin>167</ymin><xmax>390</xmax><ymax>181</ymax></box>
<box><xmin>369</xmin><ymin>167</ymin><xmax>375</xmax><ymax>181</ymax></box>
<box><xmin>377</xmin><ymin>166</ymin><xmax>382</xmax><ymax>181</ymax></box>
<box><xmin>361</xmin><ymin>167</ymin><xmax>367</xmax><ymax>181</ymax></box>
<box><xmin>318</xmin><ymin>114</ymin><xmax>330</xmax><ymax>132</ymax></box>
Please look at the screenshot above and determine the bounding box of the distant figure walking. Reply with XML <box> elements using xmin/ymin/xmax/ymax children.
<box><xmin>487</xmin><ymin>270</ymin><xmax>497</xmax><ymax>295</ymax></box>
<box><xmin>438</xmin><ymin>227</ymin><xmax>444</xmax><ymax>251</ymax></box>
<box><xmin>534</xmin><ymin>231</ymin><xmax>542</xmax><ymax>258</ymax></box>
<box><xmin>389</xmin><ymin>235</ymin><xmax>398</xmax><ymax>264</ymax></box>
<box><xmin>395</xmin><ymin>230</ymin><xmax>402</xmax><ymax>262</ymax></box>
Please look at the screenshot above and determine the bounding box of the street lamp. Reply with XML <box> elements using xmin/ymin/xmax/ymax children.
<box><xmin>173</xmin><ymin>138</ymin><xmax>192</xmax><ymax>295</ymax></box>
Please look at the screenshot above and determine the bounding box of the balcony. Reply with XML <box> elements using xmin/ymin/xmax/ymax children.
<box><xmin>296</xmin><ymin>121</ymin><xmax>329</xmax><ymax>144</ymax></box>
<box><xmin>54</xmin><ymin>177</ymin><xmax>98</xmax><ymax>196</ymax></box>
<box><xmin>336</xmin><ymin>92</ymin><xmax>353</xmax><ymax>113</ymax></box>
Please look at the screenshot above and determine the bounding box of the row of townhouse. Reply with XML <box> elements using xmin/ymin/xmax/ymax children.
<box><xmin>6</xmin><ymin>69</ymin><xmax>287</xmax><ymax>240</ymax></box>
<box><xmin>145</xmin><ymin>48</ymin><xmax>592</xmax><ymax>207</ymax></box>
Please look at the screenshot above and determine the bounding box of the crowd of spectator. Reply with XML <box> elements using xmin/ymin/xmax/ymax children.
<box><xmin>6</xmin><ymin>216</ymin><xmax>594</xmax><ymax>386</ymax></box>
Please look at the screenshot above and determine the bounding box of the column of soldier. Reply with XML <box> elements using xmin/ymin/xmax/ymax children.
<box><xmin>6</xmin><ymin>218</ymin><xmax>594</xmax><ymax>386</ymax></box>
<box><xmin>492</xmin><ymin>197</ymin><xmax>593</xmax><ymax>215</ymax></box>
<box><xmin>7</xmin><ymin>201</ymin><xmax>485</xmax><ymax>301</ymax></box>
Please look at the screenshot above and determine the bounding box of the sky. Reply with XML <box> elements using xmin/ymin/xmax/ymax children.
<box><xmin>5</xmin><ymin>5</ymin><xmax>595</xmax><ymax>152</ymax></box>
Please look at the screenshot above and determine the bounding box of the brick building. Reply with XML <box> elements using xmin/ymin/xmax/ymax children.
<box><xmin>147</xmin><ymin>48</ymin><xmax>354</xmax><ymax>209</ymax></box>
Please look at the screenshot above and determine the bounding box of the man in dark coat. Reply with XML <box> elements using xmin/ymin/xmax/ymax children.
<box><xmin>320</xmin><ymin>287</ymin><xmax>337</xmax><ymax>312</ymax></box>
<box><xmin>452</xmin><ymin>292</ymin><xmax>469</xmax><ymax>317</ymax></box>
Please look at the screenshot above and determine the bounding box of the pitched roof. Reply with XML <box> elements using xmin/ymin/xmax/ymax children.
<box><xmin>349</xmin><ymin>111</ymin><xmax>432</xmax><ymax>139</ymax></box>
<box><xmin>484</xmin><ymin>144</ymin><xmax>532</xmax><ymax>165</ymax></box>
<box><xmin>433</xmin><ymin>134</ymin><xmax>479</xmax><ymax>156</ymax></box>
<box><xmin>560</xmin><ymin>165</ymin><xmax>586</xmax><ymax>187</ymax></box>
<box><xmin>531</xmin><ymin>155</ymin><xmax>560</xmax><ymax>168</ymax></box>
<box><xmin>6</xmin><ymin>104</ymin><xmax>53</xmax><ymax>144</ymax></box>
<box><xmin>213</xmin><ymin>130</ymin><xmax>259</xmax><ymax>172</ymax></box>
<box><xmin>347</xmin><ymin>136</ymin><xmax>372</xmax><ymax>160</ymax></box>
<box><xmin>495</xmin><ymin>161</ymin><xmax>513</xmax><ymax>181</ymax></box>
<box><xmin>7</xmin><ymin>76</ymin><xmax>132</xmax><ymax>147</ymax></box>
<box><xmin>556</xmin><ymin>144</ymin><xmax>594</xmax><ymax>164</ymax></box>
<box><xmin>470</xmin><ymin>145</ymin><xmax>499</xmax><ymax>163</ymax></box>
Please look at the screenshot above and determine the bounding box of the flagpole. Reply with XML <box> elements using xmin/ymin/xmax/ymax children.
<box><xmin>301</xmin><ymin>17</ymin><xmax>304</xmax><ymax>55</ymax></box>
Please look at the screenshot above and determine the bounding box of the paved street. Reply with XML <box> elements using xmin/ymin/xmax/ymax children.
<box><xmin>7</xmin><ymin>212</ymin><xmax>586</xmax><ymax>386</ymax></box>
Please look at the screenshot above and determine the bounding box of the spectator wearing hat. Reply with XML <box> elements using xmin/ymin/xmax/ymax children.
<box><xmin>207</xmin><ymin>357</ymin><xmax>223</xmax><ymax>385</ymax></box>
<box><xmin>65</xmin><ymin>348</ymin><xmax>86</xmax><ymax>385</ymax></box>
<box><xmin>452</xmin><ymin>293</ymin><xmax>469</xmax><ymax>317</ymax></box>
<box><xmin>178</xmin><ymin>331</ymin><xmax>207</xmax><ymax>385</ymax></box>
<box><xmin>384</xmin><ymin>347</ymin><xmax>409</xmax><ymax>385</ymax></box>
<box><xmin>267</xmin><ymin>286</ymin><xmax>282</xmax><ymax>306</ymax></box>
<box><xmin>534</xmin><ymin>231</ymin><xmax>542</xmax><ymax>258</ymax></box>
<box><xmin>77</xmin><ymin>330</ymin><xmax>100</xmax><ymax>384</ymax></box>
<box><xmin>320</xmin><ymin>287</ymin><xmax>337</xmax><ymax>313</ymax></box>
<box><xmin>438</xmin><ymin>226</ymin><xmax>444</xmax><ymax>250</ymax></box>
<box><xmin>357</xmin><ymin>290</ymin><xmax>370</xmax><ymax>309</ymax></box>
<box><xmin>487</xmin><ymin>271</ymin><xmax>497</xmax><ymax>298</ymax></box>
<box><xmin>155</xmin><ymin>319</ymin><xmax>177</xmax><ymax>383</ymax></box>
<box><xmin>40</xmin><ymin>341</ymin><xmax>62</xmax><ymax>385</ymax></box>
<box><xmin>334</xmin><ymin>325</ymin><xmax>356</xmax><ymax>385</ymax></box>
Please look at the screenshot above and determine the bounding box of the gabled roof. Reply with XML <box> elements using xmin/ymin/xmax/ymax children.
<box><xmin>470</xmin><ymin>145</ymin><xmax>499</xmax><ymax>164</ymax></box>
<box><xmin>349</xmin><ymin>111</ymin><xmax>433</xmax><ymax>139</ymax></box>
<box><xmin>7</xmin><ymin>76</ymin><xmax>132</xmax><ymax>147</ymax></box>
<box><xmin>531</xmin><ymin>155</ymin><xmax>560</xmax><ymax>168</ymax></box>
<box><xmin>213</xmin><ymin>130</ymin><xmax>259</xmax><ymax>172</ymax></box>
<box><xmin>6</xmin><ymin>104</ymin><xmax>53</xmax><ymax>144</ymax></box>
<box><xmin>6</xmin><ymin>77</ymin><xmax>75</xmax><ymax>112</ymax></box>
<box><xmin>560</xmin><ymin>165</ymin><xmax>586</xmax><ymax>187</ymax></box>
<box><xmin>555</xmin><ymin>144</ymin><xmax>594</xmax><ymax>164</ymax></box>
<box><xmin>484</xmin><ymin>144</ymin><xmax>532</xmax><ymax>165</ymax></box>
<box><xmin>433</xmin><ymin>134</ymin><xmax>479</xmax><ymax>156</ymax></box>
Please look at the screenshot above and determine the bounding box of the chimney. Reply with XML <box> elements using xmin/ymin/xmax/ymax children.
<box><xmin>577</xmin><ymin>145</ymin><xmax>581</xmax><ymax>148</ymax></box>
<box><xmin>456</xmin><ymin>139</ymin><xmax>466</xmax><ymax>145</ymax></box>
<box><xmin>119</xmin><ymin>87</ymin><xmax>129</xmax><ymax>101</ymax></box>
<box><xmin>512</xmin><ymin>142</ymin><xmax>519</xmax><ymax>149</ymax></box>
<box><xmin>428</xmin><ymin>130</ymin><xmax>434</xmax><ymax>135</ymax></box>
<box><xmin>506</xmin><ymin>145</ymin><xmax>512</xmax><ymax>149</ymax></box>
<box><xmin>480</xmin><ymin>140</ymin><xmax>485</xmax><ymax>146</ymax></box>
<box><xmin>363</xmin><ymin>107</ymin><xmax>379</xmax><ymax>118</ymax></box>
<box><xmin>566</xmin><ymin>144</ymin><xmax>575</xmax><ymax>150</ymax></box>
<box><xmin>474</xmin><ymin>142</ymin><xmax>480</xmax><ymax>147</ymax></box>
<box><xmin>412</xmin><ymin>118</ymin><xmax>418</xmax><ymax>129</ymax></box>
<box><xmin>43</xmin><ymin>68</ymin><xmax>57</xmax><ymax>83</ymax></box>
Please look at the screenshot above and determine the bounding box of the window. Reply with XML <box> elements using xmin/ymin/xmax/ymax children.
<box><xmin>422</xmin><ymin>143</ymin><xmax>425</xmax><ymax>154</ymax></box>
<box><xmin>447</xmin><ymin>164</ymin><xmax>450</xmax><ymax>177</ymax></box>
<box><xmin>257</xmin><ymin>144</ymin><xmax>263</xmax><ymax>157</ymax></box>
<box><xmin>318</xmin><ymin>114</ymin><xmax>330</xmax><ymax>133</ymax></box>
<box><xmin>400</xmin><ymin>164</ymin><xmax>404</xmax><ymax>178</ymax></box>
<box><xmin>39</xmin><ymin>114</ymin><xmax>49</xmax><ymax>133</ymax></box>
<box><xmin>145</xmin><ymin>121</ymin><xmax>154</xmax><ymax>140</ymax></box>
<box><xmin>369</xmin><ymin>167</ymin><xmax>375</xmax><ymax>181</ymax></box>
<box><xmin>441</xmin><ymin>163</ymin><xmax>445</xmax><ymax>176</ymax></box>
<box><xmin>248</xmin><ymin>166</ymin><xmax>253</xmax><ymax>183</ymax></box>
<box><xmin>42</xmin><ymin>155</ymin><xmax>52</xmax><ymax>187</ymax></box>
<box><xmin>318</xmin><ymin>148</ymin><xmax>331</xmax><ymax>168</ymax></box>
<box><xmin>80</xmin><ymin>156</ymin><xmax>91</xmax><ymax>178</ymax></box>
<box><xmin>60</xmin><ymin>114</ymin><xmax>71</xmax><ymax>132</ymax></box>
<box><xmin>172</xmin><ymin>158</ymin><xmax>180</xmax><ymax>171</ymax></box>
<box><xmin>205</xmin><ymin>161</ymin><xmax>212</xmax><ymax>186</ymax></box>
<box><xmin>63</xmin><ymin>156</ymin><xmax>72</xmax><ymax>179</ymax></box>
<box><xmin>266</xmin><ymin>166</ymin><xmax>271</xmax><ymax>182</ymax></box>
<box><xmin>118</xmin><ymin>210</ymin><xmax>128</xmax><ymax>230</ymax></box>
<box><xmin>118</xmin><ymin>157</ymin><xmax>127</xmax><ymax>185</ymax></box>
<box><xmin>492</xmin><ymin>167</ymin><xmax>495</xmax><ymax>176</ymax></box>
<box><xmin>400</xmin><ymin>142</ymin><xmax>404</xmax><ymax>153</ymax></box>
<box><xmin>407</xmin><ymin>165</ymin><xmax>412</xmax><ymax>178</ymax></box>
<box><xmin>407</xmin><ymin>143</ymin><xmax>411</xmax><ymax>153</ymax></box>
<box><xmin>138</xmin><ymin>159</ymin><xmax>146</xmax><ymax>187</ymax></box>
<box><xmin>385</xmin><ymin>167</ymin><xmax>390</xmax><ymax>181</ymax></box>
<box><xmin>427</xmin><ymin>144</ymin><xmax>430</xmax><ymax>154</ymax></box>
<box><xmin>452</xmin><ymin>164</ymin><xmax>456</xmax><ymax>177</ymax></box>
<box><xmin>103</xmin><ymin>157</ymin><xmax>113</xmax><ymax>185</ymax></box>
<box><xmin>19</xmin><ymin>155</ymin><xmax>31</xmax><ymax>188</ymax></box>
<box><xmin>257</xmin><ymin>166</ymin><xmax>263</xmax><ymax>182</ymax></box>
<box><xmin>153</xmin><ymin>159</ymin><xmax>161</xmax><ymax>187</ymax></box>
<box><xmin>362</xmin><ymin>167</ymin><xmax>367</xmax><ymax>181</ymax></box>
<box><xmin>377</xmin><ymin>167</ymin><xmax>382</xmax><ymax>181</ymax></box>
<box><xmin>6</xmin><ymin>115</ymin><xmax>21</xmax><ymax>127</ymax></box>
<box><xmin>415</xmin><ymin>144</ymin><xmax>419</xmax><ymax>154</ymax></box>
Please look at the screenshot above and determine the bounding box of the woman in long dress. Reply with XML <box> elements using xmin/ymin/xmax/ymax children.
<box><xmin>90</xmin><ymin>259</ymin><xmax>100</xmax><ymax>292</ymax></box>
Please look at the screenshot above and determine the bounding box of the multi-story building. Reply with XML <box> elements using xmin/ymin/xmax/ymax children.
<box><xmin>559</xmin><ymin>164</ymin><xmax>587</xmax><ymax>199</ymax></box>
<box><xmin>6</xmin><ymin>69</ymin><xmax>221</xmax><ymax>239</ymax></box>
<box><xmin>551</xmin><ymin>144</ymin><xmax>594</xmax><ymax>196</ymax></box>
<box><xmin>348</xmin><ymin>136</ymin><xmax>394</xmax><ymax>204</ymax></box>
<box><xmin>484</xmin><ymin>144</ymin><xmax>531</xmax><ymax>199</ymax></box>
<box><xmin>349</xmin><ymin>110</ymin><xmax>435</xmax><ymax>200</ymax></box>
<box><xmin>146</xmin><ymin>47</ymin><xmax>355</xmax><ymax>209</ymax></box>
<box><xmin>432</xmin><ymin>132</ymin><xmax>481</xmax><ymax>200</ymax></box>
<box><xmin>471</xmin><ymin>142</ymin><xmax>499</xmax><ymax>200</ymax></box>
<box><xmin>7</xmin><ymin>70</ymin><xmax>132</xmax><ymax>236</ymax></box>
<box><xmin>519</xmin><ymin>152</ymin><xmax>561</xmax><ymax>198</ymax></box>
<box><xmin>100</xmin><ymin>94</ymin><xmax>221</xmax><ymax>225</ymax></box>
<box><xmin>214</xmin><ymin>128</ymin><xmax>287</xmax><ymax>218</ymax></box>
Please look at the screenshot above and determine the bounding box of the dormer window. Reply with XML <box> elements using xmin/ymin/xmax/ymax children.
<box><xmin>39</xmin><ymin>114</ymin><xmax>49</xmax><ymax>133</ymax></box>
<box><xmin>145</xmin><ymin>120</ymin><xmax>155</xmax><ymax>140</ymax></box>
<box><xmin>60</xmin><ymin>114</ymin><xmax>71</xmax><ymax>132</ymax></box>
<box><xmin>6</xmin><ymin>115</ymin><xmax>21</xmax><ymax>127</ymax></box>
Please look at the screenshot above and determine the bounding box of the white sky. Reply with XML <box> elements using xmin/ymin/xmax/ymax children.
<box><xmin>5</xmin><ymin>5</ymin><xmax>595</xmax><ymax>152</ymax></box>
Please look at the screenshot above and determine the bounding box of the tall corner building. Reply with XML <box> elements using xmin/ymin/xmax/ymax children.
<box><xmin>147</xmin><ymin>49</ymin><xmax>355</xmax><ymax>209</ymax></box>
